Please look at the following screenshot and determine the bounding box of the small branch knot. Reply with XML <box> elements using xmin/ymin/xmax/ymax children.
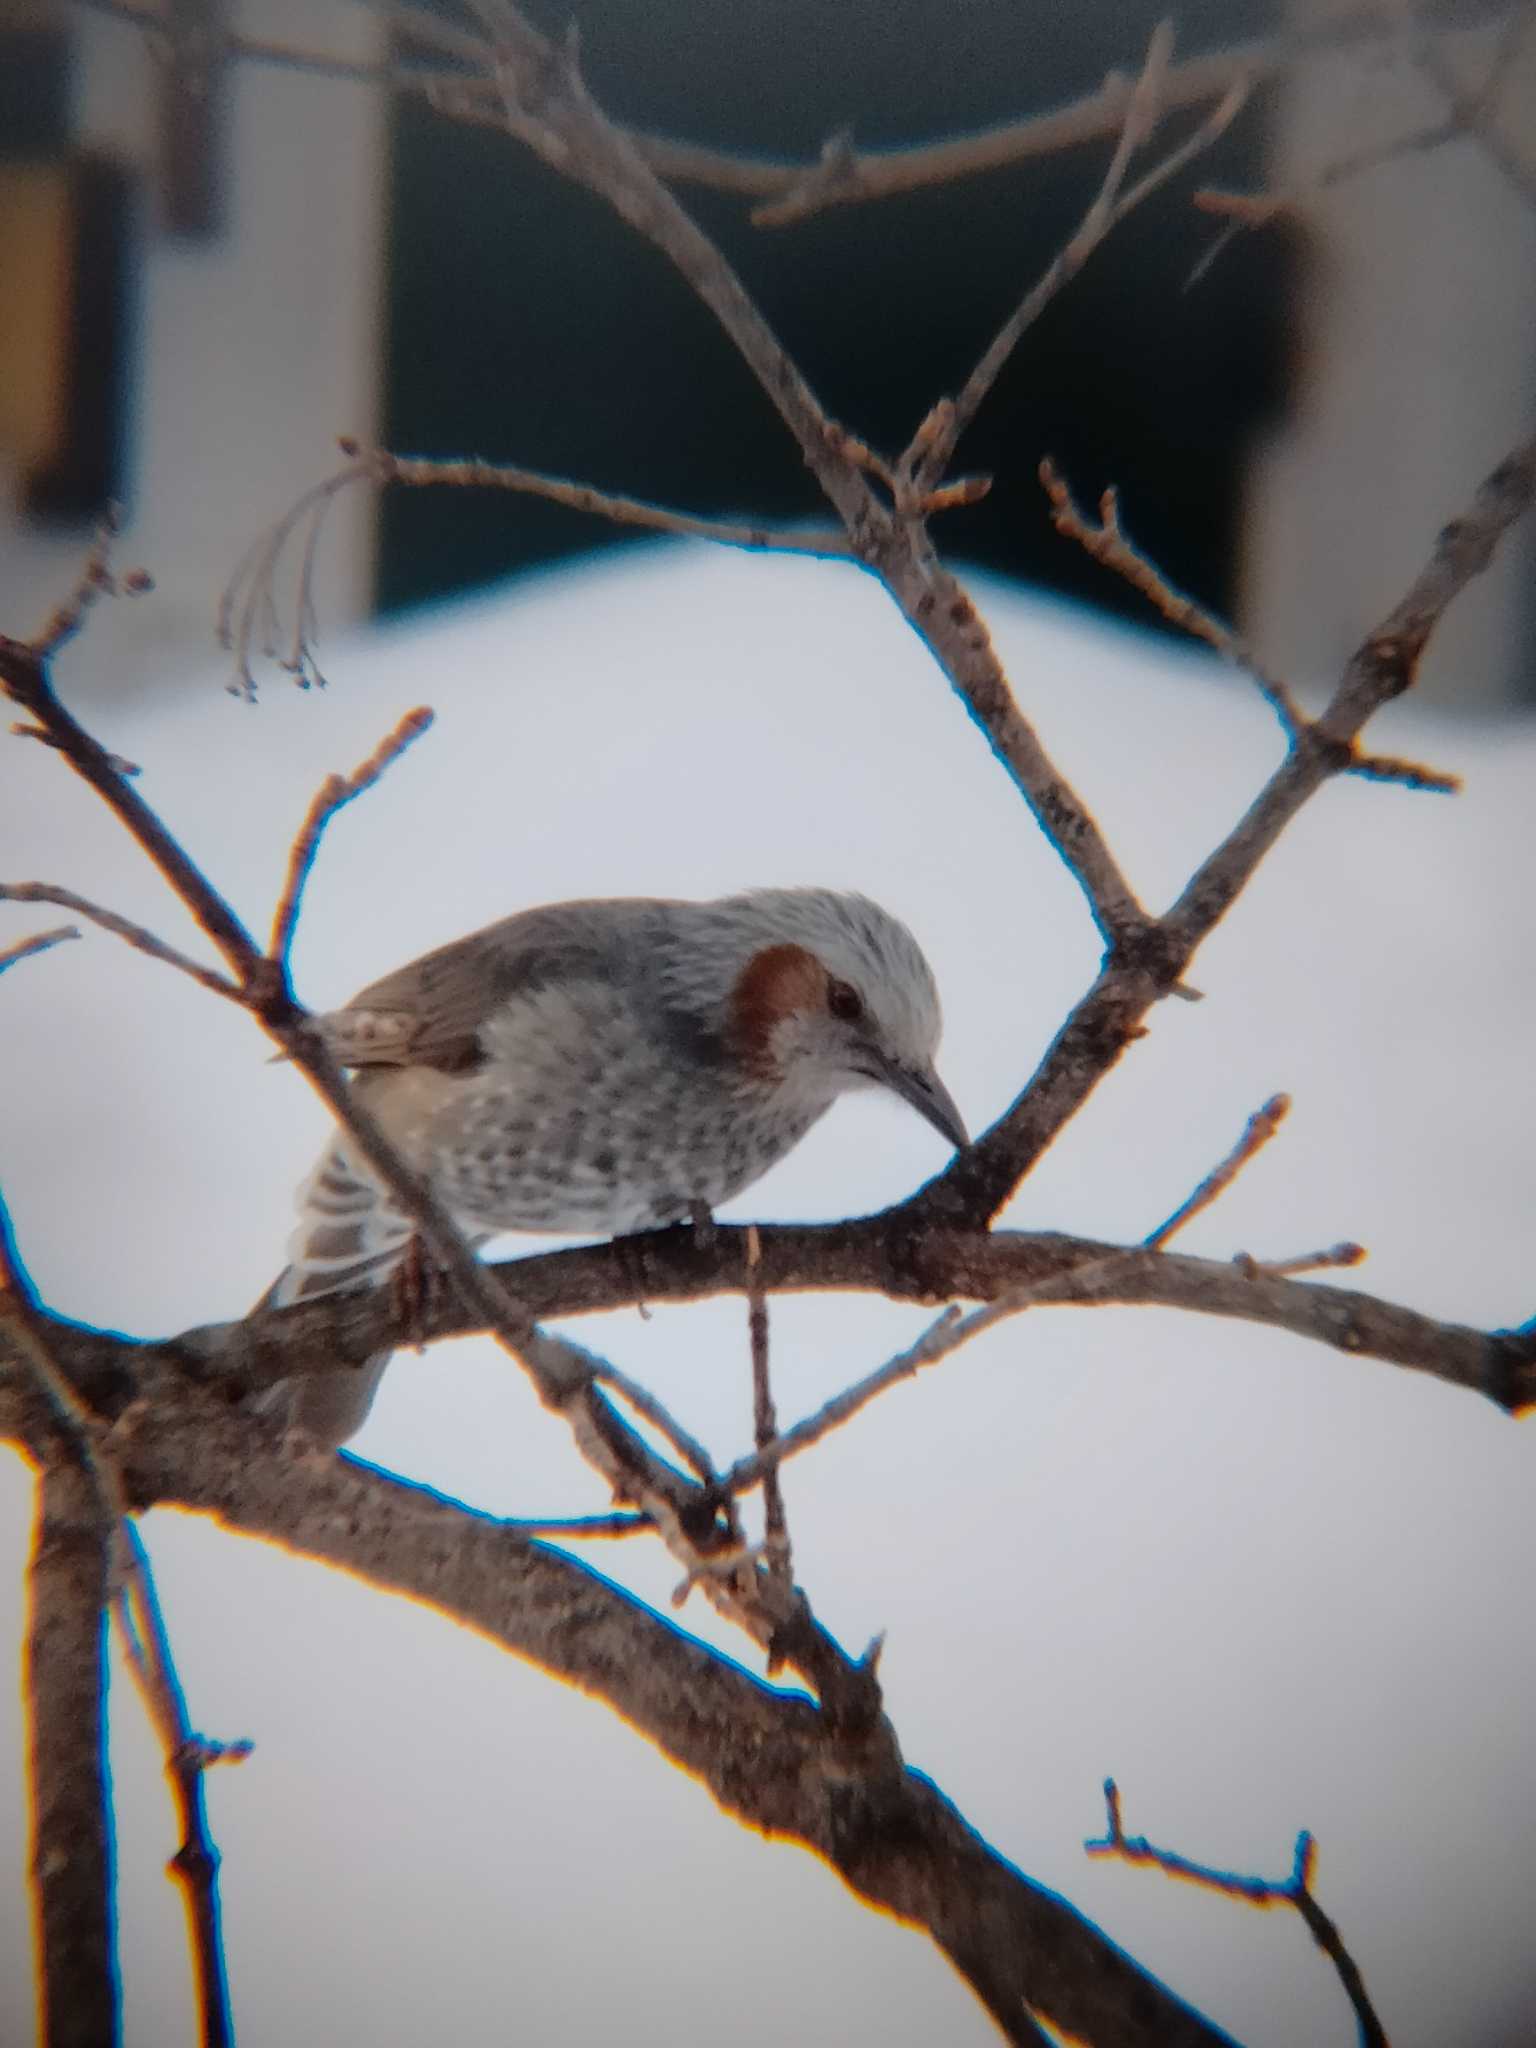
<box><xmin>1362</xmin><ymin>632</ymin><xmax>1419</xmax><ymax>699</ymax></box>
<box><xmin>1108</xmin><ymin>918</ymin><xmax>1187</xmax><ymax>991</ymax></box>
<box><xmin>239</xmin><ymin>955</ymin><xmax>295</xmax><ymax>1024</ymax></box>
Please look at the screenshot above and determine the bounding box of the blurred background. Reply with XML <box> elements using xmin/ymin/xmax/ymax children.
<box><xmin>2</xmin><ymin>6</ymin><xmax>1536</xmax><ymax>2047</ymax></box>
<box><xmin>1</xmin><ymin>0</ymin><xmax>1533</xmax><ymax>705</ymax></box>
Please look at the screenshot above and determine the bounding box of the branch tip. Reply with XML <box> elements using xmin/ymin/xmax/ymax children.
<box><xmin>1145</xmin><ymin>1093</ymin><xmax>1290</xmax><ymax>1250</ymax></box>
<box><xmin>0</xmin><ymin>925</ymin><xmax>81</xmax><ymax>976</ymax></box>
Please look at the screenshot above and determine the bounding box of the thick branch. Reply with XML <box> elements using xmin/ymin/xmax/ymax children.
<box><xmin>3</xmin><ymin>1224</ymin><xmax>1527</xmax><ymax>1446</ymax></box>
<box><xmin>25</xmin><ymin>1461</ymin><xmax>118</xmax><ymax>2048</ymax></box>
<box><xmin>41</xmin><ymin>1389</ymin><xmax>1232</xmax><ymax>2048</ymax></box>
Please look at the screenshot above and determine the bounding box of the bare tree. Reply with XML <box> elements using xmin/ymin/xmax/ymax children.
<box><xmin>3</xmin><ymin>5</ymin><xmax>1534</xmax><ymax>2044</ymax></box>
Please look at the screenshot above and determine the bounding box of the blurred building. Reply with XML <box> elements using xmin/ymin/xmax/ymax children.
<box><xmin>0</xmin><ymin>0</ymin><xmax>1531</xmax><ymax>710</ymax></box>
<box><xmin>0</xmin><ymin>0</ymin><xmax>384</xmax><ymax>706</ymax></box>
<box><xmin>1246</xmin><ymin>0</ymin><xmax>1536</xmax><ymax>707</ymax></box>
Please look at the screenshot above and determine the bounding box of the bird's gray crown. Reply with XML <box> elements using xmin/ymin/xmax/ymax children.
<box><xmin>663</xmin><ymin>887</ymin><xmax>944</xmax><ymax>1072</ymax></box>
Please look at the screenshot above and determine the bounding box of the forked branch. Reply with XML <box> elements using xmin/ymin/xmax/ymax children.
<box><xmin>1088</xmin><ymin>1781</ymin><xmax>1388</xmax><ymax>2048</ymax></box>
<box><xmin>910</xmin><ymin>28</ymin><xmax>1249</xmax><ymax>490</ymax></box>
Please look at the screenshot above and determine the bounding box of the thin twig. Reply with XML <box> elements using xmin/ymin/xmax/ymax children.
<box><xmin>718</xmin><ymin>3</ymin><xmax>1517</xmax><ymax>221</ymax></box>
<box><xmin>1348</xmin><ymin>751</ymin><xmax>1461</xmax><ymax>793</ymax></box>
<box><xmin>1191</xmin><ymin>0</ymin><xmax>1536</xmax><ymax>280</ymax></box>
<box><xmin>1039</xmin><ymin>458</ymin><xmax>1303</xmax><ymax>735</ymax></box>
<box><xmin>722</xmin><ymin>1258</ymin><xmax>1128</xmax><ymax>1499</ymax></box>
<box><xmin>1145</xmin><ymin>1093</ymin><xmax>1291</xmax><ymax>1249</ymax></box>
<box><xmin>0</xmin><ymin>926</ymin><xmax>80</xmax><ymax>976</ymax></box>
<box><xmin>1414</xmin><ymin>0</ymin><xmax>1536</xmax><ymax>208</ymax></box>
<box><xmin>30</xmin><ymin>506</ymin><xmax>154</xmax><ymax>657</ymax></box>
<box><xmin>0</xmin><ymin>883</ymin><xmax>239</xmax><ymax>998</ymax></box>
<box><xmin>1189</xmin><ymin>111</ymin><xmax>1464</xmax><ymax>283</ymax></box>
<box><xmin>269</xmin><ymin>708</ymin><xmax>436</xmax><ymax>969</ymax></box>
<box><xmin>1087</xmin><ymin>1781</ymin><xmax>1389</xmax><ymax>2047</ymax></box>
<box><xmin>501</xmin><ymin>1512</ymin><xmax>653</xmax><ymax>1539</ymax></box>
<box><xmin>72</xmin><ymin>0</ymin><xmax>494</xmax><ymax>81</ymax></box>
<box><xmin>217</xmin><ymin>461</ymin><xmax>371</xmax><ymax>699</ymax></box>
<box><xmin>911</xmin><ymin>34</ymin><xmax>1250</xmax><ymax>489</ymax></box>
<box><xmin>745</xmin><ymin>1226</ymin><xmax>791</xmax><ymax>1587</ymax></box>
<box><xmin>0</xmin><ymin>642</ymin><xmax>262</xmax><ymax>975</ymax></box>
<box><xmin>75</xmin><ymin>0</ymin><xmax>1525</xmax><ymax>221</ymax></box>
<box><xmin>588</xmin><ymin>1358</ymin><xmax>719</xmax><ymax>1486</ymax></box>
<box><xmin>1233</xmin><ymin>1242</ymin><xmax>1366</xmax><ymax>1280</ymax></box>
<box><xmin>222</xmin><ymin>445</ymin><xmax>849</xmax><ymax>696</ymax></box>
<box><xmin>10</xmin><ymin>720</ymin><xmax>141</xmax><ymax>775</ymax></box>
<box><xmin>910</xmin><ymin>12</ymin><xmax>1178</xmax><ymax>474</ymax></box>
<box><xmin>114</xmin><ymin>1521</ymin><xmax>246</xmax><ymax>2048</ymax></box>
<box><xmin>364</xmin><ymin>444</ymin><xmax>851</xmax><ymax>555</ymax></box>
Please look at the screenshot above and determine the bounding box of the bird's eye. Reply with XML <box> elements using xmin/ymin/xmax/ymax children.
<box><xmin>826</xmin><ymin>978</ymin><xmax>864</xmax><ymax>1023</ymax></box>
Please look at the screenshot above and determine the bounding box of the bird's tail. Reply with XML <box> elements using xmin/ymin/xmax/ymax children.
<box><xmin>254</xmin><ymin>1138</ymin><xmax>421</xmax><ymax>1446</ymax></box>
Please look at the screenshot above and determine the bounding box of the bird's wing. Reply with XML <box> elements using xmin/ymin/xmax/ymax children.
<box><xmin>317</xmin><ymin>899</ymin><xmax>670</xmax><ymax>1073</ymax></box>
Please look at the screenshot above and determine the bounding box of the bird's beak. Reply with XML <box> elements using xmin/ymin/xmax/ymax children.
<box><xmin>872</xmin><ymin>1054</ymin><xmax>969</xmax><ymax>1152</ymax></box>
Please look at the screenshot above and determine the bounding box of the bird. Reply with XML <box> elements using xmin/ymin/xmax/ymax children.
<box><xmin>258</xmin><ymin>888</ymin><xmax>966</xmax><ymax>1444</ymax></box>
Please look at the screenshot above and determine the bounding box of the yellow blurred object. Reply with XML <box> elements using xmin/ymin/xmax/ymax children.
<box><xmin>0</xmin><ymin>162</ymin><xmax>71</xmax><ymax>476</ymax></box>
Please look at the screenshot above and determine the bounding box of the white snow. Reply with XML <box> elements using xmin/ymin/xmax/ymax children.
<box><xmin>1</xmin><ymin>542</ymin><xmax>1532</xmax><ymax>2047</ymax></box>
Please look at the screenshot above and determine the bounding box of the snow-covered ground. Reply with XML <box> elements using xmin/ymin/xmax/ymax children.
<box><xmin>2</xmin><ymin>543</ymin><xmax>1532</xmax><ymax>2047</ymax></box>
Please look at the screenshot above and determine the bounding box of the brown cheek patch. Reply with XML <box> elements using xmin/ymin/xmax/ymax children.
<box><xmin>728</xmin><ymin>943</ymin><xmax>829</xmax><ymax>1076</ymax></box>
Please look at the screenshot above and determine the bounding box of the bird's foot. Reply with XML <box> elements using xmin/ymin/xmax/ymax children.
<box><xmin>615</xmin><ymin>1234</ymin><xmax>654</xmax><ymax>1320</ymax></box>
<box><xmin>392</xmin><ymin>1233</ymin><xmax>449</xmax><ymax>1352</ymax></box>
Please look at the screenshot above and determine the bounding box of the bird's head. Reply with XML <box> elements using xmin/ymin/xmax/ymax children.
<box><xmin>720</xmin><ymin>891</ymin><xmax>967</xmax><ymax>1152</ymax></box>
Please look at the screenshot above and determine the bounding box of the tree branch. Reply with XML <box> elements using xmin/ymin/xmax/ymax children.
<box><xmin>1144</xmin><ymin>1094</ymin><xmax>1291</xmax><ymax>1249</ymax></box>
<box><xmin>0</xmin><ymin>926</ymin><xmax>80</xmax><ymax>977</ymax></box>
<box><xmin>1039</xmin><ymin>458</ymin><xmax>1305</xmax><ymax>737</ymax></box>
<box><xmin>722</xmin><ymin>1259</ymin><xmax>1131</xmax><ymax>1501</ymax></box>
<box><xmin>918</xmin><ymin>430</ymin><xmax>1536</xmax><ymax>1228</ymax></box>
<box><xmin>745</xmin><ymin>1225</ymin><xmax>791</xmax><ymax>1590</ymax></box>
<box><xmin>3</xmin><ymin>1222</ymin><xmax>1527</xmax><ymax>1462</ymax></box>
<box><xmin>447</xmin><ymin>0</ymin><xmax>1152</xmax><ymax>952</ymax></box>
<box><xmin>1087</xmin><ymin>1781</ymin><xmax>1388</xmax><ymax>2048</ymax></box>
<box><xmin>222</xmin><ymin>444</ymin><xmax>850</xmax><ymax>698</ymax></box>
<box><xmin>113</xmin><ymin>1521</ymin><xmax>247</xmax><ymax>2048</ymax></box>
<box><xmin>361</xmin><ymin>444</ymin><xmax>849</xmax><ymax>555</ymax></box>
<box><xmin>1</xmin><ymin>610</ymin><xmax>878</xmax><ymax>1704</ymax></box>
<box><xmin>83</xmin><ymin>0</ymin><xmax>1521</xmax><ymax>227</ymax></box>
<box><xmin>25</xmin><ymin>1387</ymin><xmax>1233</xmax><ymax>2048</ymax></box>
<box><xmin>0</xmin><ymin>884</ymin><xmax>239</xmax><ymax>999</ymax></box>
<box><xmin>24</xmin><ymin>1463</ymin><xmax>118</xmax><ymax>2048</ymax></box>
<box><xmin>910</xmin><ymin>29</ymin><xmax>1249</xmax><ymax>489</ymax></box>
<box><xmin>270</xmin><ymin>707</ymin><xmax>435</xmax><ymax>968</ymax></box>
